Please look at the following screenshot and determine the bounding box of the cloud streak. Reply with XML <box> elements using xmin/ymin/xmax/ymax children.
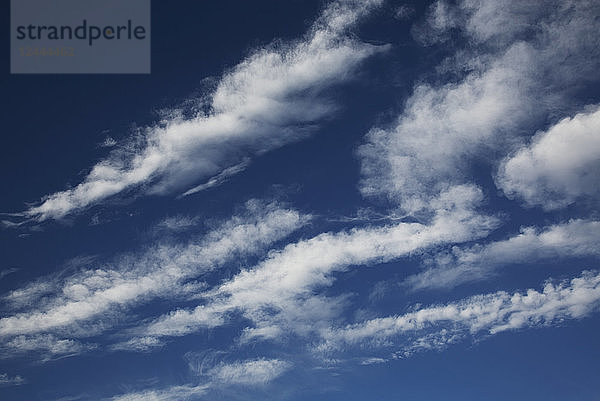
<box><xmin>320</xmin><ymin>270</ymin><xmax>600</xmax><ymax>356</ymax></box>
<box><xmin>110</xmin><ymin>384</ymin><xmax>209</xmax><ymax>401</ymax></box>
<box><xmin>207</xmin><ymin>359</ymin><xmax>291</xmax><ymax>386</ymax></box>
<box><xmin>133</xmin><ymin>186</ymin><xmax>499</xmax><ymax>344</ymax></box>
<box><xmin>110</xmin><ymin>358</ymin><xmax>290</xmax><ymax>401</ymax></box>
<box><xmin>406</xmin><ymin>219</ymin><xmax>600</xmax><ymax>290</ymax></box>
<box><xmin>0</xmin><ymin>201</ymin><xmax>308</xmax><ymax>359</ymax></box>
<box><xmin>16</xmin><ymin>0</ymin><xmax>385</xmax><ymax>223</ymax></box>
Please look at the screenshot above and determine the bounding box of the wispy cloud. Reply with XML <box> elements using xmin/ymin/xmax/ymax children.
<box><xmin>2</xmin><ymin>279</ymin><xmax>57</xmax><ymax>311</ymax></box>
<box><xmin>153</xmin><ymin>214</ymin><xmax>202</xmax><ymax>233</ymax></box>
<box><xmin>1</xmin><ymin>334</ymin><xmax>96</xmax><ymax>362</ymax></box>
<box><xmin>320</xmin><ymin>270</ymin><xmax>600</xmax><ymax>356</ymax></box>
<box><xmin>0</xmin><ymin>373</ymin><xmax>25</xmax><ymax>387</ymax></box>
<box><xmin>406</xmin><ymin>219</ymin><xmax>600</xmax><ymax>290</ymax></box>
<box><xmin>206</xmin><ymin>359</ymin><xmax>291</xmax><ymax>386</ymax></box>
<box><xmin>99</xmin><ymin>136</ymin><xmax>117</xmax><ymax>148</ymax></box>
<box><xmin>180</xmin><ymin>158</ymin><xmax>251</xmax><ymax>197</ymax></box>
<box><xmin>110</xmin><ymin>358</ymin><xmax>289</xmax><ymax>401</ymax></box>
<box><xmin>110</xmin><ymin>384</ymin><xmax>209</xmax><ymax>401</ymax></box>
<box><xmin>16</xmin><ymin>0</ymin><xmax>386</xmax><ymax>223</ymax></box>
<box><xmin>0</xmin><ymin>268</ymin><xmax>19</xmax><ymax>281</ymax></box>
<box><xmin>0</xmin><ymin>201</ymin><xmax>308</xmax><ymax>359</ymax></box>
<box><xmin>112</xmin><ymin>269</ymin><xmax>600</xmax><ymax>399</ymax></box>
<box><xmin>359</xmin><ymin>357</ymin><xmax>387</xmax><ymax>365</ymax></box>
<box><xmin>4</xmin><ymin>1</ymin><xmax>600</xmax><ymax>399</ymax></box>
<box><xmin>132</xmin><ymin>186</ymin><xmax>498</xmax><ymax>344</ymax></box>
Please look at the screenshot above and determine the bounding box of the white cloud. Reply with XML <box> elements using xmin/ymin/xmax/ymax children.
<box><xmin>406</xmin><ymin>219</ymin><xmax>600</xmax><ymax>290</ymax></box>
<box><xmin>110</xmin><ymin>384</ymin><xmax>209</xmax><ymax>401</ymax></box>
<box><xmin>359</xmin><ymin>41</ymin><xmax>537</xmax><ymax>213</ymax></box>
<box><xmin>394</xmin><ymin>5</ymin><xmax>415</xmax><ymax>21</ymax></box>
<box><xmin>411</xmin><ymin>1</ymin><xmax>462</xmax><ymax>46</ymax></box>
<box><xmin>134</xmin><ymin>185</ymin><xmax>499</xmax><ymax>343</ymax></box>
<box><xmin>1</xmin><ymin>334</ymin><xmax>96</xmax><ymax>361</ymax></box>
<box><xmin>416</xmin><ymin>0</ymin><xmax>600</xmax><ymax>57</ymax></box>
<box><xmin>0</xmin><ymin>267</ymin><xmax>19</xmax><ymax>281</ymax></box>
<box><xmin>100</xmin><ymin>137</ymin><xmax>117</xmax><ymax>148</ymax></box>
<box><xmin>2</xmin><ymin>279</ymin><xmax>57</xmax><ymax>310</ymax></box>
<box><xmin>360</xmin><ymin>357</ymin><xmax>387</xmax><ymax>365</ymax></box>
<box><xmin>153</xmin><ymin>214</ymin><xmax>202</xmax><ymax>233</ymax></box>
<box><xmin>497</xmin><ymin>105</ymin><xmax>600</xmax><ymax>209</ymax></box>
<box><xmin>207</xmin><ymin>359</ymin><xmax>291</xmax><ymax>386</ymax></box>
<box><xmin>320</xmin><ymin>270</ymin><xmax>600</xmax><ymax>354</ymax></box>
<box><xmin>5</xmin><ymin>1</ymin><xmax>600</xmax><ymax>396</ymax></box>
<box><xmin>18</xmin><ymin>0</ymin><xmax>385</xmax><ymax>222</ymax></box>
<box><xmin>180</xmin><ymin>158</ymin><xmax>251</xmax><ymax>197</ymax></box>
<box><xmin>0</xmin><ymin>373</ymin><xmax>26</xmax><ymax>387</ymax></box>
<box><xmin>215</xmin><ymin>188</ymin><xmax>491</xmax><ymax>307</ymax></box>
<box><xmin>110</xmin><ymin>358</ymin><xmax>289</xmax><ymax>400</ymax></box>
<box><xmin>0</xmin><ymin>202</ymin><xmax>307</xmax><ymax>349</ymax></box>
<box><xmin>359</xmin><ymin>0</ymin><xmax>600</xmax><ymax>214</ymax></box>
<box><xmin>110</xmin><ymin>336</ymin><xmax>164</xmax><ymax>353</ymax></box>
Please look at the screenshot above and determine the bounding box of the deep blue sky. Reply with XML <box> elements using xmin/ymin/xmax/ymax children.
<box><xmin>1</xmin><ymin>1</ymin><xmax>600</xmax><ymax>400</ymax></box>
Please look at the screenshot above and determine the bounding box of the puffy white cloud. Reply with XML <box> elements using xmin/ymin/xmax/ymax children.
<box><xmin>359</xmin><ymin>0</ymin><xmax>600</xmax><ymax>214</ymax></box>
<box><xmin>18</xmin><ymin>0</ymin><xmax>385</xmax><ymax>223</ymax></box>
<box><xmin>406</xmin><ymin>219</ymin><xmax>600</xmax><ymax>290</ymax></box>
<box><xmin>497</xmin><ymin>106</ymin><xmax>600</xmax><ymax>209</ymax></box>
<box><xmin>359</xmin><ymin>43</ymin><xmax>536</xmax><ymax>212</ymax></box>
<box><xmin>320</xmin><ymin>270</ymin><xmax>600</xmax><ymax>354</ymax></box>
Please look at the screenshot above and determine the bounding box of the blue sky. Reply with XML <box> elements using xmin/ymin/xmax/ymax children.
<box><xmin>1</xmin><ymin>0</ymin><xmax>600</xmax><ymax>400</ymax></box>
